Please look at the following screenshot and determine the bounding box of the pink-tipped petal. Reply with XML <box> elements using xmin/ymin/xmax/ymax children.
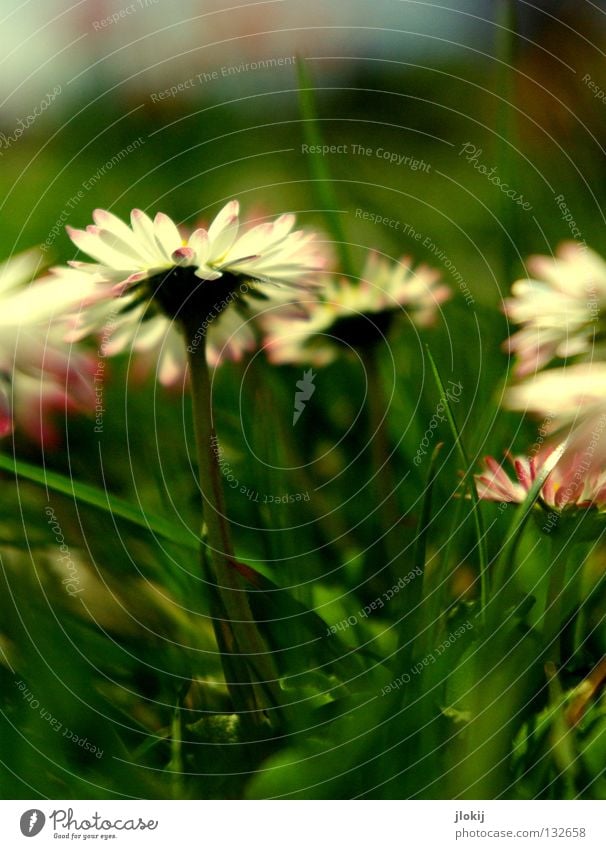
<box><xmin>0</xmin><ymin>388</ymin><xmax>12</xmax><ymax>437</ymax></box>
<box><xmin>154</xmin><ymin>212</ymin><xmax>183</xmax><ymax>258</ymax></box>
<box><xmin>171</xmin><ymin>246</ymin><xmax>195</xmax><ymax>265</ymax></box>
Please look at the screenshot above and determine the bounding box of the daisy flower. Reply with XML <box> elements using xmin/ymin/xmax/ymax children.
<box><xmin>504</xmin><ymin>242</ymin><xmax>606</xmax><ymax>377</ymax></box>
<box><xmin>475</xmin><ymin>447</ymin><xmax>606</xmax><ymax>511</ymax></box>
<box><xmin>0</xmin><ymin>251</ymin><xmax>95</xmax><ymax>444</ymax></box>
<box><xmin>53</xmin><ymin>267</ymin><xmax>257</xmax><ymax>386</ymax></box>
<box><xmin>46</xmin><ymin>202</ymin><xmax>327</xmax><ymax>716</ymax></box>
<box><xmin>262</xmin><ymin>252</ymin><xmax>450</xmax><ymax>366</ymax></box>
<box><xmin>57</xmin><ymin>202</ymin><xmax>327</xmax><ymax>374</ymax></box>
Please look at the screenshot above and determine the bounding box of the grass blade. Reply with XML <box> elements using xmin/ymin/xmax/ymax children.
<box><xmin>496</xmin><ymin>0</ymin><xmax>519</xmax><ymax>283</ymax></box>
<box><xmin>0</xmin><ymin>451</ymin><xmax>198</xmax><ymax>551</ymax></box>
<box><xmin>413</xmin><ymin>442</ymin><xmax>443</xmax><ymax>586</ymax></box>
<box><xmin>399</xmin><ymin>442</ymin><xmax>443</xmax><ymax>660</ymax></box>
<box><xmin>426</xmin><ymin>346</ymin><xmax>489</xmax><ymax>620</ymax></box>
<box><xmin>492</xmin><ymin>442</ymin><xmax>565</xmax><ymax>605</ymax></box>
<box><xmin>296</xmin><ymin>58</ymin><xmax>354</xmax><ymax>277</ymax></box>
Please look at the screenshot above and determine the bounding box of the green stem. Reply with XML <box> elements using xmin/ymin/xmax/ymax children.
<box><xmin>496</xmin><ymin>0</ymin><xmax>519</xmax><ymax>283</ymax></box>
<box><xmin>168</xmin><ymin>703</ymin><xmax>184</xmax><ymax>798</ymax></box>
<box><xmin>362</xmin><ymin>345</ymin><xmax>401</xmax><ymax>567</ymax></box>
<box><xmin>542</xmin><ymin>531</ymin><xmax>568</xmax><ymax>667</ymax></box>
<box><xmin>426</xmin><ymin>347</ymin><xmax>488</xmax><ymax>623</ymax></box>
<box><xmin>397</xmin><ymin>443</ymin><xmax>441</xmax><ymax>661</ymax></box>
<box><xmin>183</xmin><ymin>324</ymin><xmax>282</xmax><ymax>721</ymax></box>
<box><xmin>297</xmin><ymin>58</ymin><xmax>355</xmax><ymax>277</ymax></box>
<box><xmin>418</xmin><ymin>484</ymin><xmax>466</xmax><ymax>660</ymax></box>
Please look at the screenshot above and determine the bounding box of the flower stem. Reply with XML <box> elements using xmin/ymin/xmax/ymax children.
<box><xmin>496</xmin><ymin>0</ymin><xmax>519</xmax><ymax>284</ymax></box>
<box><xmin>182</xmin><ymin>322</ymin><xmax>282</xmax><ymax>722</ymax></box>
<box><xmin>361</xmin><ymin>345</ymin><xmax>401</xmax><ymax>568</ymax></box>
<box><xmin>542</xmin><ymin>532</ymin><xmax>568</xmax><ymax>667</ymax></box>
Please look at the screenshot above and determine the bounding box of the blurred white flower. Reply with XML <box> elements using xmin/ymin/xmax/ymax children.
<box><xmin>0</xmin><ymin>251</ymin><xmax>94</xmax><ymax>444</ymax></box>
<box><xmin>262</xmin><ymin>252</ymin><xmax>450</xmax><ymax>366</ymax></box>
<box><xmin>504</xmin><ymin>242</ymin><xmax>606</xmax><ymax>377</ymax></box>
<box><xmin>505</xmin><ymin>363</ymin><xmax>606</xmax><ymax>472</ymax></box>
<box><xmin>505</xmin><ymin>362</ymin><xmax>606</xmax><ymax>423</ymax></box>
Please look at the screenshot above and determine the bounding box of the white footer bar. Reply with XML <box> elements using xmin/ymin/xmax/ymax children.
<box><xmin>0</xmin><ymin>800</ymin><xmax>604</xmax><ymax>847</ymax></box>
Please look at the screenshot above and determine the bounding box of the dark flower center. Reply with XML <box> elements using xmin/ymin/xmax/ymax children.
<box><xmin>327</xmin><ymin>310</ymin><xmax>394</xmax><ymax>349</ymax></box>
<box><xmin>147</xmin><ymin>265</ymin><xmax>246</xmax><ymax>322</ymax></box>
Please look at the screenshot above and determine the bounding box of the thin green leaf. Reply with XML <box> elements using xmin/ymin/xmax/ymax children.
<box><xmin>296</xmin><ymin>58</ymin><xmax>354</xmax><ymax>277</ymax></box>
<box><xmin>0</xmin><ymin>451</ymin><xmax>198</xmax><ymax>551</ymax></box>
<box><xmin>426</xmin><ymin>346</ymin><xmax>489</xmax><ymax>619</ymax></box>
<box><xmin>399</xmin><ymin>442</ymin><xmax>443</xmax><ymax>661</ymax></box>
<box><xmin>413</xmin><ymin>441</ymin><xmax>443</xmax><ymax>580</ymax></box>
<box><xmin>496</xmin><ymin>0</ymin><xmax>519</xmax><ymax>284</ymax></box>
<box><xmin>492</xmin><ymin>442</ymin><xmax>565</xmax><ymax>600</ymax></box>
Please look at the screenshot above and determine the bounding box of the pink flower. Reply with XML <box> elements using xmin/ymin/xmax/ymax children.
<box><xmin>475</xmin><ymin>446</ymin><xmax>606</xmax><ymax>511</ymax></box>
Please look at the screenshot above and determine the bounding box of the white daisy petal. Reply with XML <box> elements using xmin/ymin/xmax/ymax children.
<box><xmin>132</xmin><ymin>316</ymin><xmax>169</xmax><ymax>351</ymax></box>
<box><xmin>67</xmin><ymin>226</ymin><xmax>136</xmax><ymax>269</ymax></box>
<box><xmin>193</xmin><ymin>267</ymin><xmax>223</xmax><ymax>281</ymax></box>
<box><xmin>130</xmin><ymin>208</ymin><xmax>163</xmax><ymax>258</ymax></box>
<box><xmin>93</xmin><ymin>209</ymin><xmax>136</xmax><ymax>244</ymax></box>
<box><xmin>157</xmin><ymin>332</ymin><xmax>187</xmax><ymax>386</ymax></box>
<box><xmin>153</xmin><ymin>212</ymin><xmax>183</xmax><ymax>259</ymax></box>
<box><xmin>188</xmin><ymin>228</ymin><xmax>210</xmax><ymax>265</ymax></box>
<box><xmin>96</xmin><ymin>228</ymin><xmax>149</xmax><ymax>265</ymax></box>
<box><xmin>208</xmin><ymin>200</ymin><xmax>240</xmax><ymax>243</ymax></box>
<box><xmin>229</xmin><ymin>222</ymin><xmax>275</xmax><ymax>260</ymax></box>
